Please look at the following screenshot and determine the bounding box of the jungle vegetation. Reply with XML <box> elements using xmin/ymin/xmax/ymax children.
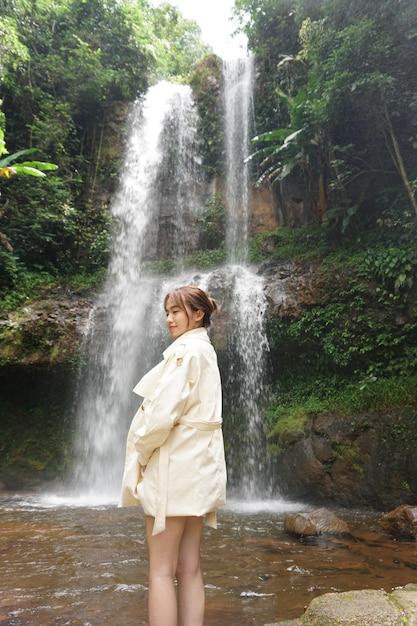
<box><xmin>0</xmin><ymin>0</ymin><xmax>416</xmax><ymax>430</ymax></box>
<box><xmin>231</xmin><ymin>0</ymin><xmax>417</xmax><ymax>427</ymax></box>
<box><xmin>0</xmin><ymin>0</ymin><xmax>209</xmax><ymax>293</ymax></box>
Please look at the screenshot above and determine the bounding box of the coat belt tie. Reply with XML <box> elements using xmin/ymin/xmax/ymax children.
<box><xmin>152</xmin><ymin>418</ymin><xmax>222</xmax><ymax>536</ymax></box>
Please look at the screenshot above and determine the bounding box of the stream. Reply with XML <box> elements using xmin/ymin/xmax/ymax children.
<box><xmin>1</xmin><ymin>494</ymin><xmax>417</xmax><ymax>625</ymax></box>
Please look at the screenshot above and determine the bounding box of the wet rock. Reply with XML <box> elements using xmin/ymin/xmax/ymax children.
<box><xmin>265</xmin><ymin>583</ymin><xmax>417</xmax><ymax>626</ymax></box>
<box><xmin>302</xmin><ymin>589</ymin><xmax>405</xmax><ymax>626</ymax></box>
<box><xmin>284</xmin><ymin>513</ymin><xmax>317</xmax><ymax>537</ymax></box>
<box><xmin>284</xmin><ymin>508</ymin><xmax>350</xmax><ymax>537</ymax></box>
<box><xmin>274</xmin><ymin>409</ymin><xmax>417</xmax><ymax>511</ymax></box>
<box><xmin>260</xmin><ymin>261</ymin><xmax>319</xmax><ymax>317</ymax></box>
<box><xmin>0</xmin><ymin>287</ymin><xmax>94</xmax><ymax>365</ymax></box>
<box><xmin>391</xmin><ymin>583</ymin><xmax>417</xmax><ymax>617</ymax></box>
<box><xmin>264</xmin><ymin>619</ymin><xmax>303</xmax><ymax>626</ymax></box>
<box><xmin>311</xmin><ymin>435</ymin><xmax>334</xmax><ymax>464</ymax></box>
<box><xmin>380</xmin><ymin>504</ymin><xmax>417</xmax><ymax>540</ymax></box>
<box><xmin>249</xmin><ymin>184</ymin><xmax>279</xmax><ymax>234</ymax></box>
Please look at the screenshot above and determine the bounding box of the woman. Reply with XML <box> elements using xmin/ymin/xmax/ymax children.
<box><xmin>119</xmin><ymin>285</ymin><xmax>227</xmax><ymax>626</ymax></box>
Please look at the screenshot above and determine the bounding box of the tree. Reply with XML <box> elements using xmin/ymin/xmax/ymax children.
<box><xmin>240</xmin><ymin>0</ymin><xmax>417</xmax><ymax>227</ymax></box>
<box><xmin>233</xmin><ymin>0</ymin><xmax>302</xmax><ymax>131</ymax></box>
<box><xmin>0</xmin><ymin>0</ymin><xmax>213</xmax><ymax>282</ymax></box>
<box><xmin>151</xmin><ymin>3</ymin><xmax>211</xmax><ymax>79</ymax></box>
<box><xmin>0</xmin><ymin>16</ymin><xmax>29</xmax><ymax>84</ymax></box>
<box><xmin>306</xmin><ymin>11</ymin><xmax>417</xmax><ymax>219</ymax></box>
<box><xmin>248</xmin><ymin>77</ymin><xmax>335</xmax><ymax>222</ymax></box>
<box><xmin>0</xmin><ymin>127</ymin><xmax>58</xmax><ymax>252</ymax></box>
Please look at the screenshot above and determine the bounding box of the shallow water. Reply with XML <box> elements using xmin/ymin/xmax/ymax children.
<box><xmin>1</xmin><ymin>494</ymin><xmax>417</xmax><ymax>626</ymax></box>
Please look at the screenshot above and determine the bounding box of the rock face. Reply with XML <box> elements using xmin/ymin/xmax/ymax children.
<box><xmin>249</xmin><ymin>185</ymin><xmax>280</xmax><ymax>234</ymax></box>
<box><xmin>0</xmin><ymin>287</ymin><xmax>94</xmax><ymax>365</ymax></box>
<box><xmin>380</xmin><ymin>505</ymin><xmax>417</xmax><ymax>540</ymax></box>
<box><xmin>261</xmin><ymin>261</ymin><xmax>320</xmax><ymax>317</ymax></box>
<box><xmin>273</xmin><ymin>409</ymin><xmax>417</xmax><ymax>510</ymax></box>
<box><xmin>284</xmin><ymin>508</ymin><xmax>350</xmax><ymax>537</ymax></box>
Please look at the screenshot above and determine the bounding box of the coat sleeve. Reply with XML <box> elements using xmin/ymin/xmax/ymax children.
<box><xmin>133</xmin><ymin>347</ymin><xmax>200</xmax><ymax>466</ymax></box>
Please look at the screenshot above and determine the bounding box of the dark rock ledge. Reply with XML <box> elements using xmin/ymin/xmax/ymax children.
<box><xmin>0</xmin><ymin>287</ymin><xmax>94</xmax><ymax>365</ymax></box>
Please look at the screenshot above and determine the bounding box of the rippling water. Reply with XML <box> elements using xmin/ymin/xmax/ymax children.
<box><xmin>1</xmin><ymin>494</ymin><xmax>417</xmax><ymax>625</ymax></box>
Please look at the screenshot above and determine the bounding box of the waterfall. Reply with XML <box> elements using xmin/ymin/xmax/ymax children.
<box><xmin>72</xmin><ymin>83</ymin><xmax>202</xmax><ymax>500</ymax></box>
<box><xmin>223</xmin><ymin>58</ymin><xmax>254</xmax><ymax>264</ymax></box>
<box><xmin>221</xmin><ymin>58</ymin><xmax>272</xmax><ymax>498</ymax></box>
<box><xmin>72</xmin><ymin>66</ymin><xmax>272</xmax><ymax>503</ymax></box>
<box><xmin>221</xmin><ymin>266</ymin><xmax>270</xmax><ymax>498</ymax></box>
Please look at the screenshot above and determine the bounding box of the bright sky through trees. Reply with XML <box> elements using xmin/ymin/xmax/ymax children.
<box><xmin>150</xmin><ymin>0</ymin><xmax>247</xmax><ymax>58</ymax></box>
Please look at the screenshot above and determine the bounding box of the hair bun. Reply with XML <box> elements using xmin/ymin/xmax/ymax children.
<box><xmin>164</xmin><ymin>286</ymin><xmax>220</xmax><ymax>328</ymax></box>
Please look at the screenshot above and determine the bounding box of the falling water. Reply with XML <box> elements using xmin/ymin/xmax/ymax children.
<box><xmin>72</xmin><ymin>83</ymin><xmax>202</xmax><ymax>500</ymax></box>
<box><xmin>221</xmin><ymin>58</ymin><xmax>272</xmax><ymax>497</ymax></box>
<box><xmin>222</xmin><ymin>267</ymin><xmax>270</xmax><ymax>497</ymax></box>
<box><xmin>223</xmin><ymin>57</ymin><xmax>254</xmax><ymax>264</ymax></box>
<box><xmin>72</xmin><ymin>64</ymin><xmax>272</xmax><ymax>502</ymax></box>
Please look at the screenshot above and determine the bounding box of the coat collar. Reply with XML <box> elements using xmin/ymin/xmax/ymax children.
<box><xmin>163</xmin><ymin>327</ymin><xmax>210</xmax><ymax>359</ymax></box>
<box><xmin>133</xmin><ymin>328</ymin><xmax>210</xmax><ymax>398</ymax></box>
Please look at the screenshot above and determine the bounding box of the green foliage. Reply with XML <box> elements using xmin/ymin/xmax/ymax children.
<box><xmin>1</xmin><ymin>175</ymin><xmax>78</xmax><ymax>273</ymax></box>
<box><xmin>266</xmin><ymin>405</ymin><xmax>307</xmax><ymax>454</ymax></box>
<box><xmin>190</xmin><ymin>54</ymin><xmax>225</xmax><ymax>174</ymax></box>
<box><xmin>145</xmin><ymin>247</ymin><xmax>226</xmax><ymax>275</ymax></box>
<box><xmin>249</xmin><ymin>224</ymin><xmax>331</xmax><ymax>263</ymax></box>
<box><xmin>197</xmin><ymin>193</ymin><xmax>226</xmax><ymax>250</ymax></box>
<box><xmin>261</xmin><ymin>217</ymin><xmax>417</xmax><ymax>425</ymax></box>
<box><xmin>233</xmin><ymin>0</ymin><xmax>302</xmax><ymax>131</ymax></box>
<box><xmin>239</xmin><ymin>0</ymin><xmax>417</xmax><ymax>226</ymax></box>
<box><xmin>151</xmin><ymin>3</ymin><xmax>211</xmax><ymax>79</ymax></box>
<box><xmin>363</xmin><ymin>245</ymin><xmax>416</xmax><ymax>298</ymax></box>
<box><xmin>0</xmin><ymin>16</ymin><xmax>29</xmax><ymax>84</ymax></box>
<box><xmin>265</xmin><ymin>372</ymin><xmax>417</xmax><ymax>455</ymax></box>
<box><xmin>0</xmin><ymin>0</ymin><xmax>214</xmax><ymax>292</ymax></box>
<box><xmin>0</xmin><ymin>128</ymin><xmax>58</xmax><ymax>178</ymax></box>
<box><xmin>63</xmin><ymin>269</ymin><xmax>107</xmax><ymax>291</ymax></box>
<box><xmin>0</xmin><ymin>248</ymin><xmax>20</xmax><ymax>292</ymax></box>
<box><xmin>0</xmin><ymin>270</ymin><xmax>57</xmax><ymax>310</ymax></box>
<box><xmin>331</xmin><ymin>375</ymin><xmax>417</xmax><ymax>415</ymax></box>
<box><xmin>268</xmin><ymin>268</ymin><xmax>417</xmax><ymax>378</ymax></box>
<box><xmin>145</xmin><ymin>258</ymin><xmax>177</xmax><ymax>275</ymax></box>
<box><xmin>0</xmin><ymin>267</ymin><xmax>105</xmax><ymax>310</ymax></box>
<box><xmin>70</xmin><ymin>200</ymin><xmax>112</xmax><ymax>273</ymax></box>
<box><xmin>190</xmin><ymin>248</ymin><xmax>226</xmax><ymax>269</ymax></box>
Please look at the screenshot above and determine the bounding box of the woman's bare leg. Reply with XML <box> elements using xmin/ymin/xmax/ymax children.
<box><xmin>146</xmin><ymin>516</ymin><xmax>185</xmax><ymax>626</ymax></box>
<box><xmin>176</xmin><ymin>516</ymin><xmax>204</xmax><ymax>626</ymax></box>
<box><xmin>145</xmin><ymin>515</ymin><xmax>204</xmax><ymax>626</ymax></box>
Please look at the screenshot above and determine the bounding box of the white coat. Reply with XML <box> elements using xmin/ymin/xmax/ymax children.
<box><xmin>119</xmin><ymin>327</ymin><xmax>227</xmax><ymax>535</ymax></box>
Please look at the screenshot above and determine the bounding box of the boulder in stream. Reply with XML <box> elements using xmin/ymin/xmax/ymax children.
<box><xmin>380</xmin><ymin>504</ymin><xmax>417</xmax><ymax>540</ymax></box>
<box><xmin>301</xmin><ymin>588</ymin><xmax>406</xmax><ymax>626</ymax></box>
<box><xmin>266</xmin><ymin>583</ymin><xmax>417</xmax><ymax>626</ymax></box>
<box><xmin>284</xmin><ymin>507</ymin><xmax>350</xmax><ymax>537</ymax></box>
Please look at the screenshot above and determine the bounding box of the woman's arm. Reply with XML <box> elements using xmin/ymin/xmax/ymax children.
<box><xmin>133</xmin><ymin>348</ymin><xmax>199</xmax><ymax>466</ymax></box>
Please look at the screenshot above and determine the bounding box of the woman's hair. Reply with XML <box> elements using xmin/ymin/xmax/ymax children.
<box><xmin>164</xmin><ymin>285</ymin><xmax>219</xmax><ymax>328</ymax></box>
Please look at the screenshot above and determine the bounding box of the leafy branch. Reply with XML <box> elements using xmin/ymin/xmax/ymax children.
<box><xmin>0</xmin><ymin>130</ymin><xmax>58</xmax><ymax>179</ymax></box>
<box><xmin>0</xmin><ymin>129</ymin><xmax>58</xmax><ymax>250</ymax></box>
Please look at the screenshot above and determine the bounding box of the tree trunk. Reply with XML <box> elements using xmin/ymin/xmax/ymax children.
<box><xmin>384</xmin><ymin>105</ymin><xmax>417</xmax><ymax>217</ymax></box>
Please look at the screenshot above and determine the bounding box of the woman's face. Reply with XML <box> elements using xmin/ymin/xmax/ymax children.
<box><xmin>165</xmin><ymin>297</ymin><xmax>203</xmax><ymax>339</ymax></box>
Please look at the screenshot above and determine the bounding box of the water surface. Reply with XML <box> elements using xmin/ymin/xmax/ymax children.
<box><xmin>1</xmin><ymin>495</ymin><xmax>417</xmax><ymax>625</ymax></box>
